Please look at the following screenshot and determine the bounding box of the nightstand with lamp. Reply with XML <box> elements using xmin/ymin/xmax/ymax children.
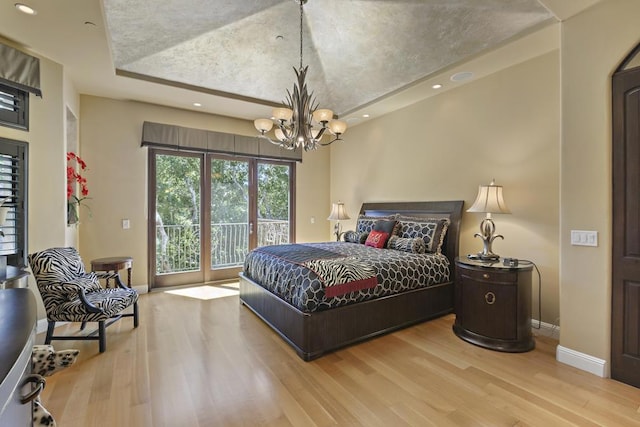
<box><xmin>453</xmin><ymin>179</ymin><xmax>535</xmax><ymax>352</ymax></box>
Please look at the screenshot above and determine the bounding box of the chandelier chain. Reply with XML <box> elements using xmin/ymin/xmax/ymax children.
<box><xmin>299</xmin><ymin>0</ymin><xmax>303</xmax><ymax>70</ymax></box>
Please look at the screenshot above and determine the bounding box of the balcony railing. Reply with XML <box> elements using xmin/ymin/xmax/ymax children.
<box><xmin>156</xmin><ymin>220</ymin><xmax>289</xmax><ymax>274</ymax></box>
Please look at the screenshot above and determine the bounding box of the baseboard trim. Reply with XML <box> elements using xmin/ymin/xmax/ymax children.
<box><xmin>556</xmin><ymin>345</ymin><xmax>607</xmax><ymax>378</ymax></box>
<box><xmin>531</xmin><ymin>319</ymin><xmax>559</xmax><ymax>338</ymax></box>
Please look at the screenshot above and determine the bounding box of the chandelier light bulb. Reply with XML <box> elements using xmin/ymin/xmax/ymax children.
<box><xmin>312</xmin><ymin>109</ymin><xmax>333</xmax><ymax>123</ymax></box>
<box><xmin>328</xmin><ymin>120</ymin><xmax>347</xmax><ymax>135</ymax></box>
<box><xmin>254</xmin><ymin>118</ymin><xmax>273</xmax><ymax>133</ymax></box>
<box><xmin>272</xmin><ymin>107</ymin><xmax>293</xmax><ymax>122</ymax></box>
<box><xmin>274</xmin><ymin>128</ymin><xmax>286</xmax><ymax>141</ymax></box>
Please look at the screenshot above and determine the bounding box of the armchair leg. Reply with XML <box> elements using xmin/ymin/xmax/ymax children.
<box><xmin>133</xmin><ymin>301</ymin><xmax>139</xmax><ymax>328</ymax></box>
<box><xmin>45</xmin><ymin>321</ymin><xmax>55</xmax><ymax>345</ymax></box>
<box><xmin>98</xmin><ymin>321</ymin><xmax>106</xmax><ymax>353</ymax></box>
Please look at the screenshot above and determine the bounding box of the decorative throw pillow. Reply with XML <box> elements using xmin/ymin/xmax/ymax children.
<box><xmin>364</xmin><ymin>230</ymin><xmax>390</xmax><ymax>249</ymax></box>
<box><xmin>396</xmin><ymin>216</ymin><xmax>451</xmax><ymax>253</ymax></box>
<box><xmin>387</xmin><ymin>236</ymin><xmax>426</xmax><ymax>254</ymax></box>
<box><xmin>373</xmin><ymin>219</ymin><xmax>399</xmax><ymax>236</ymax></box>
<box><xmin>356</xmin><ymin>214</ymin><xmax>397</xmax><ymax>235</ymax></box>
<box><xmin>343</xmin><ymin>230</ymin><xmax>368</xmax><ymax>244</ymax></box>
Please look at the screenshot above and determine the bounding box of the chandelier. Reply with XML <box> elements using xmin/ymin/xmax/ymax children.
<box><xmin>253</xmin><ymin>0</ymin><xmax>347</xmax><ymax>152</ymax></box>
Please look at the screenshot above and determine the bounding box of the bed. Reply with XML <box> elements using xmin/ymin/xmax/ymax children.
<box><xmin>239</xmin><ymin>200</ymin><xmax>464</xmax><ymax>361</ymax></box>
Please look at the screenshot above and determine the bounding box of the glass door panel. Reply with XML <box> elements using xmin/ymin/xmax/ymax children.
<box><xmin>257</xmin><ymin>162</ymin><xmax>291</xmax><ymax>246</ymax></box>
<box><xmin>152</xmin><ymin>152</ymin><xmax>203</xmax><ymax>288</ymax></box>
<box><xmin>210</xmin><ymin>158</ymin><xmax>249</xmax><ymax>270</ymax></box>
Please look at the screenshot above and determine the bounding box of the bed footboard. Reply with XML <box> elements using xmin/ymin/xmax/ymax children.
<box><xmin>239</xmin><ymin>272</ymin><xmax>453</xmax><ymax>361</ymax></box>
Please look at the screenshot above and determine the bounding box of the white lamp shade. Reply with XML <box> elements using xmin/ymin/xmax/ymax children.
<box><xmin>272</xmin><ymin>107</ymin><xmax>293</xmax><ymax>121</ymax></box>
<box><xmin>328</xmin><ymin>120</ymin><xmax>347</xmax><ymax>135</ymax></box>
<box><xmin>274</xmin><ymin>128</ymin><xmax>286</xmax><ymax>141</ymax></box>
<box><xmin>254</xmin><ymin>118</ymin><xmax>273</xmax><ymax>133</ymax></box>
<box><xmin>327</xmin><ymin>202</ymin><xmax>350</xmax><ymax>221</ymax></box>
<box><xmin>313</xmin><ymin>109</ymin><xmax>334</xmax><ymax>123</ymax></box>
<box><xmin>467</xmin><ymin>180</ymin><xmax>511</xmax><ymax>214</ymax></box>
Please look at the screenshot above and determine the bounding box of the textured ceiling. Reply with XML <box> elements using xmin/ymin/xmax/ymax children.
<box><xmin>103</xmin><ymin>0</ymin><xmax>555</xmax><ymax>117</ymax></box>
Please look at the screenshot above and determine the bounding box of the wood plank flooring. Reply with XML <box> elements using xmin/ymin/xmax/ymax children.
<box><xmin>39</xmin><ymin>284</ymin><xmax>640</xmax><ymax>426</ymax></box>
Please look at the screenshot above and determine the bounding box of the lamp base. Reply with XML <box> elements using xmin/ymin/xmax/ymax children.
<box><xmin>467</xmin><ymin>253</ymin><xmax>500</xmax><ymax>261</ymax></box>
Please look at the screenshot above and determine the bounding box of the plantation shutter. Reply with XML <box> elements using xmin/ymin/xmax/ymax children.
<box><xmin>0</xmin><ymin>138</ymin><xmax>28</xmax><ymax>267</ymax></box>
<box><xmin>0</xmin><ymin>84</ymin><xmax>29</xmax><ymax>130</ymax></box>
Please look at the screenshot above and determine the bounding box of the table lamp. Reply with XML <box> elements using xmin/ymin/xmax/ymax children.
<box><xmin>467</xmin><ymin>179</ymin><xmax>511</xmax><ymax>260</ymax></box>
<box><xmin>327</xmin><ymin>202</ymin><xmax>350</xmax><ymax>241</ymax></box>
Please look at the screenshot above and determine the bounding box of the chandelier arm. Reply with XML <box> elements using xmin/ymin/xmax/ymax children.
<box><xmin>318</xmin><ymin>135</ymin><xmax>343</xmax><ymax>146</ymax></box>
<box><xmin>257</xmin><ymin>134</ymin><xmax>297</xmax><ymax>150</ymax></box>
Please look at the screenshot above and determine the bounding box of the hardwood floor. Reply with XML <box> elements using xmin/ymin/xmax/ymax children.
<box><xmin>39</xmin><ymin>285</ymin><xmax>640</xmax><ymax>427</ymax></box>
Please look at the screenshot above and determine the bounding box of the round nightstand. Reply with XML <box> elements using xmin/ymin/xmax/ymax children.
<box><xmin>453</xmin><ymin>257</ymin><xmax>535</xmax><ymax>352</ymax></box>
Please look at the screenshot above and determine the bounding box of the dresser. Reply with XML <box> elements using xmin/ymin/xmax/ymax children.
<box><xmin>0</xmin><ymin>288</ymin><xmax>39</xmax><ymax>426</ymax></box>
<box><xmin>453</xmin><ymin>257</ymin><xmax>535</xmax><ymax>352</ymax></box>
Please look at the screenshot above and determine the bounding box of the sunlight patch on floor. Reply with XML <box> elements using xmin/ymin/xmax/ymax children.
<box><xmin>165</xmin><ymin>284</ymin><xmax>239</xmax><ymax>301</ymax></box>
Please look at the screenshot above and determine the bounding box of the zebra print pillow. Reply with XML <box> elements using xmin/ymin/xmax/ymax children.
<box><xmin>387</xmin><ymin>236</ymin><xmax>426</xmax><ymax>254</ymax></box>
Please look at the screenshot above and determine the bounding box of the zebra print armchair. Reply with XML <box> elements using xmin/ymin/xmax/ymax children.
<box><xmin>28</xmin><ymin>247</ymin><xmax>139</xmax><ymax>353</ymax></box>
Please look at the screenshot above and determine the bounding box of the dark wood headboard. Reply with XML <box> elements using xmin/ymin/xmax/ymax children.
<box><xmin>359</xmin><ymin>200</ymin><xmax>465</xmax><ymax>272</ymax></box>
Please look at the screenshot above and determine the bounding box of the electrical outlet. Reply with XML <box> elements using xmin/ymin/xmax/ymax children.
<box><xmin>310</xmin><ymin>216</ymin><xmax>315</xmax><ymax>224</ymax></box>
<box><xmin>570</xmin><ymin>230</ymin><xmax>597</xmax><ymax>247</ymax></box>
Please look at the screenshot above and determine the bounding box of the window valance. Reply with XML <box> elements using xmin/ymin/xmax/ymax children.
<box><xmin>0</xmin><ymin>43</ymin><xmax>41</xmax><ymax>97</ymax></box>
<box><xmin>141</xmin><ymin>121</ymin><xmax>302</xmax><ymax>162</ymax></box>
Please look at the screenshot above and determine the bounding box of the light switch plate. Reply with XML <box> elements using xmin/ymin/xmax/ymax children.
<box><xmin>571</xmin><ymin>230</ymin><xmax>597</xmax><ymax>247</ymax></box>
<box><xmin>122</xmin><ymin>219</ymin><xmax>130</xmax><ymax>229</ymax></box>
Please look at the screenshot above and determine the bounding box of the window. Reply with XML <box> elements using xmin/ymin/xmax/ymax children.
<box><xmin>0</xmin><ymin>83</ymin><xmax>29</xmax><ymax>130</ymax></box>
<box><xmin>0</xmin><ymin>138</ymin><xmax>28</xmax><ymax>267</ymax></box>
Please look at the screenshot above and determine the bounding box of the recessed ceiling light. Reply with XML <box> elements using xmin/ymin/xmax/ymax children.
<box><xmin>432</xmin><ymin>84</ymin><xmax>442</xmax><ymax>89</ymax></box>
<box><xmin>15</xmin><ymin>3</ymin><xmax>36</xmax><ymax>15</ymax></box>
<box><xmin>450</xmin><ymin>71</ymin><xmax>474</xmax><ymax>82</ymax></box>
<box><xmin>362</xmin><ymin>114</ymin><xmax>370</xmax><ymax>118</ymax></box>
<box><xmin>193</xmin><ymin>102</ymin><xmax>202</xmax><ymax>107</ymax></box>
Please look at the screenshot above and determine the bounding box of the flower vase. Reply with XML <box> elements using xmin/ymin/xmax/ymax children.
<box><xmin>67</xmin><ymin>202</ymin><xmax>79</xmax><ymax>225</ymax></box>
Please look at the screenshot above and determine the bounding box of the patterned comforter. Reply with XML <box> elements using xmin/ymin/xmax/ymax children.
<box><xmin>242</xmin><ymin>242</ymin><xmax>451</xmax><ymax>313</ymax></box>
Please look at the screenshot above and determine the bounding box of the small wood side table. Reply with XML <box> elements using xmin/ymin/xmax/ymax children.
<box><xmin>453</xmin><ymin>257</ymin><xmax>534</xmax><ymax>352</ymax></box>
<box><xmin>91</xmin><ymin>256</ymin><xmax>133</xmax><ymax>288</ymax></box>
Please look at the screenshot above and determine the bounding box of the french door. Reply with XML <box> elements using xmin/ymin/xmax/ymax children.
<box><xmin>149</xmin><ymin>149</ymin><xmax>295</xmax><ymax>289</ymax></box>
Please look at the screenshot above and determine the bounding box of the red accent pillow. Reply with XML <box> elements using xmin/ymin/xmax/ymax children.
<box><xmin>365</xmin><ymin>230</ymin><xmax>390</xmax><ymax>249</ymax></box>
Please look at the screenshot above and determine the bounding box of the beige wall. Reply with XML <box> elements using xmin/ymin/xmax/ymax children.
<box><xmin>78</xmin><ymin>96</ymin><xmax>330</xmax><ymax>288</ymax></box>
<box><xmin>330</xmin><ymin>50</ymin><xmax>561</xmax><ymax>325</ymax></box>
<box><xmin>560</xmin><ymin>0</ymin><xmax>640</xmax><ymax>363</ymax></box>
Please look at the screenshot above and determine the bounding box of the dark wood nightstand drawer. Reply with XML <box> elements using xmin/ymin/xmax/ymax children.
<box><xmin>458</xmin><ymin>267</ymin><xmax>517</xmax><ymax>284</ymax></box>
<box><xmin>460</xmin><ymin>276</ymin><xmax>517</xmax><ymax>339</ymax></box>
